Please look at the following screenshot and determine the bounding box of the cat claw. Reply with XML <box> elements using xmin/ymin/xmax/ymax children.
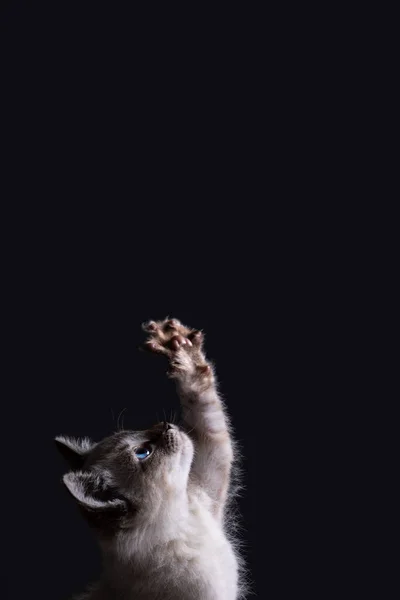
<box><xmin>143</xmin><ymin>340</ymin><xmax>166</xmax><ymax>354</ymax></box>
<box><xmin>165</xmin><ymin>319</ymin><xmax>180</xmax><ymax>329</ymax></box>
<box><xmin>142</xmin><ymin>321</ymin><xmax>158</xmax><ymax>332</ymax></box>
<box><xmin>170</xmin><ymin>335</ymin><xmax>193</xmax><ymax>350</ymax></box>
<box><xmin>189</xmin><ymin>331</ymin><xmax>203</xmax><ymax>347</ymax></box>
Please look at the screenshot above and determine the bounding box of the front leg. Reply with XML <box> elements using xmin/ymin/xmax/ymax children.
<box><xmin>143</xmin><ymin>318</ymin><xmax>233</xmax><ymax>520</ymax></box>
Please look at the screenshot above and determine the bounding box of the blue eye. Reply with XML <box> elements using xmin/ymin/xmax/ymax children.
<box><xmin>135</xmin><ymin>446</ymin><xmax>151</xmax><ymax>460</ymax></box>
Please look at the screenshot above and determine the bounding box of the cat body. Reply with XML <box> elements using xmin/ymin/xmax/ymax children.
<box><xmin>57</xmin><ymin>319</ymin><xmax>244</xmax><ymax>600</ymax></box>
<box><xmin>77</xmin><ymin>485</ymin><xmax>238</xmax><ymax>600</ymax></box>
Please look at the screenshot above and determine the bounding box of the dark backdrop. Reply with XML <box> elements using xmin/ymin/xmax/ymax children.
<box><xmin>3</xmin><ymin>3</ymin><xmax>340</xmax><ymax>599</ymax></box>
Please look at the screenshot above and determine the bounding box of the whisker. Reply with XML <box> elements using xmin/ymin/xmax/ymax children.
<box><xmin>121</xmin><ymin>409</ymin><xmax>127</xmax><ymax>430</ymax></box>
<box><xmin>117</xmin><ymin>407</ymin><xmax>127</xmax><ymax>431</ymax></box>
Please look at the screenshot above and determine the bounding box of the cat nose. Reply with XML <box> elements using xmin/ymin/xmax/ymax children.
<box><xmin>163</xmin><ymin>422</ymin><xmax>173</xmax><ymax>431</ymax></box>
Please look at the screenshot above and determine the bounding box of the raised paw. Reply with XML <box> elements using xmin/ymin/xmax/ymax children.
<box><xmin>142</xmin><ymin>318</ymin><xmax>212</xmax><ymax>386</ymax></box>
<box><xmin>142</xmin><ymin>318</ymin><xmax>203</xmax><ymax>352</ymax></box>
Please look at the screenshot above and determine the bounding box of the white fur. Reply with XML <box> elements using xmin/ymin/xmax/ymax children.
<box><xmin>93</xmin><ymin>484</ymin><xmax>240</xmax><ymax>600</ymax></box>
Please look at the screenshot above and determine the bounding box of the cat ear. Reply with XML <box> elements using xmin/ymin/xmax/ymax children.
<box><xmin>55</xmin><ymin>436</ymin><xmax>96</xmax><ymax>470</ymax></box>
<box><xmin>62</xmin><ymin>471</ymin><xmax>128</xmax><ymax>525</ymax></box>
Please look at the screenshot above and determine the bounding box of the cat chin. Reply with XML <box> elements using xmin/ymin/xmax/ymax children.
<box><xmin>161</xmin><ymin>431</ymin><xmax>194</xmax><ymax>472</ymax></box>
<box><xmin>161</xmin><ymin>428</ymin><xmax>189</xmax><ymax>453</ymax></box>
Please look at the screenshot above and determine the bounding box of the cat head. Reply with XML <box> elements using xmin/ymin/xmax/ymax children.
<box><xmin>55</xmin><ymin>423</ymin><xmax>194</xmax><ymax>533</ymax></box>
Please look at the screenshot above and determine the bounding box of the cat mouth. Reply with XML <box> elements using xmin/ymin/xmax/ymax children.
<box><xmin>151</xmin><ymin>422</ymin><xmax>177</xmax><ymax>434</ymax></box>
<box><xmin>148</xmin><ymin>422</ymin><xmax>183</xmax><ymax>453</ymax></box>
<box><xmin>161</xmin><ymin>428</ymin><xmax>181</xmax><ymax>453</ymax></box>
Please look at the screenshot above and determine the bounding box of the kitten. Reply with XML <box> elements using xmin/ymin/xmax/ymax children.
<box><xmin>56</xmin><ymin>318</ymin><xmax>245</xmax><ymax>600</ymax></box>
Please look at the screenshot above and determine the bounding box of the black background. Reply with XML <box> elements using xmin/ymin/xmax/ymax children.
<box><xmin>3</xmin><ymin>3</ymin><xmax>344</xmax><ymax>599</ymax></box>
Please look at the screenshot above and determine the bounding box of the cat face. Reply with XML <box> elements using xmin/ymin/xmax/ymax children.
<box><xmin>55</xmin><ymin>423</ymin><xmax>194</xmax><ymax>532</ymax></box>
